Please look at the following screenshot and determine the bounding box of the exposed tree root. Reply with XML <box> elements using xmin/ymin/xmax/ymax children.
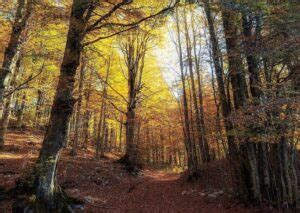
<box><xmin>11</xmin><ymin>176</ymin><xmax>83</xmax><ymax>212</ymax></box>
<box><xmin>116</xmin><ymin>154</ymin><xmax>143</xmax><ymax>175</ymax></box>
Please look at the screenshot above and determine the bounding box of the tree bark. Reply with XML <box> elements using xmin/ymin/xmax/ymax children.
<box><xmin>0</xmin><ymin>54</ymin><xmax>21</xmax><ymax>148</ymax></box>
<box><xmin>119</xmin><ymin>30</ymin><xmax>148</xmax><ymax>173</ymax></box>
<box><xmin>118</xmin><ymin>114</ymin><xmax>123</xmax><ymax>151</ymax></box>
<box><xmin>13</xmin><ymin>1</ymin><xmax>90</xmax><ymax>211</ymax></box>
<box><xmin>203</xmin><ymin>0</ymin><xmax>237</xmax><ymax>156</ymax></box>
<box><xmin>175</xmin><ymin>7</ymin><xmax>199</xmax><ymax>179</ymax></box>
<box><xmin>35</xmin><ymin>89</ymin><xmax>45</xmax><ymax>127</ymax></box>
<box><xmin>71</xmin><ymin>56</ymin><xmax>86</xmax><ymax>156</ymax></box>
<box><xmin>16</xmin><ymin>93</ymin><xmax>26</xmax><ymax>129</ymax></box>
<box><xmin>96</xmin><ymin>93</ymin><xmax>107</xmax><ymax>158</ymax></box>
<box><xmin>0</xmin><ymin>0</ymin><xmax>33</xmax><ymax>109</ymax></box>
<box><xmin>184</xmin><ymin>7</ymin><xmax>210</xmax><ymax>163</ymax></box>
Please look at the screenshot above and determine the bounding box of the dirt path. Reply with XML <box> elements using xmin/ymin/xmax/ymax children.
<box><xmin>77</xmin><ymin>164</ymin><xmax>242</xmax><ymax>212</ymax></box>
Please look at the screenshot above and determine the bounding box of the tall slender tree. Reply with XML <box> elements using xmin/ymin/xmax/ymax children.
<box><xmin>0</xmin><ymin>0</ymin><xmax>34</xmax><ymax>110</ymax></box>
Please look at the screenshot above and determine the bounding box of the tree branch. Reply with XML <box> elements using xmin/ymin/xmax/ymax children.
<box><xmin>4</xmin><ymin>62</ymin><xmax>45</xmax><ymax>98</ymax></box>
<box><xmin>83</xmin><ymin>0</ymin><xmax>179</xmax><ymax>46</ymax></box>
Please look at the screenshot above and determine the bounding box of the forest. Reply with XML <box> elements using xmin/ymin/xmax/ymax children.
<box><xmin>0</xmin><ymin>0</ymin><xmax>299</xmax><ymax>212</ymax></box>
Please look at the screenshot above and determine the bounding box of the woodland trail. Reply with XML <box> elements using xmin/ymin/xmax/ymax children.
<box><xmin>0</xmin><ymin>130</ymin><xmax>259</xmax><ymax>212</ymax></box>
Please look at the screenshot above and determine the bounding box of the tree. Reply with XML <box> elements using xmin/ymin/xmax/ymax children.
<box><xmin>201</xmin><ymin>0</ymin><xmax>299</xmax><ymax>206</ymax></box>
<box><xmin>183</xmin><ymin>6</ymin><xmax>210</xmax><ymax>163</ymax></box>
<box><xmin>118</xmin><ymin>28</ymin><xmax>151</xmax><ymax>173</ymax></box>
<box><xmin>71</xmin><ymin>54</ymin><xmax>86</xmax><ymax>156</ymax></box>
<box><xmin>174</xmin><ymin>7</ymin><xmax>200</xmax><ymax>179</ymax></box>
<box><xmin>0</xmin><ymin>54</ymin><xmax>22</xmax><ymax>147</ymax></box>
<box><xmin>13</xmin><ymin>0</ymin><xmax>179</xmax><ymax>210</ymax></box>
<box><xmin>0</xmin><ymin>0</ymin><xmax>34</xmax><ymax>111</ymax></box>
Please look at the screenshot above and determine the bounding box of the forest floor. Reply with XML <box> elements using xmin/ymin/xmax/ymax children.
<box><xmin>0</xmin><ymin>129</ymin><xmax>276</xmax><ymax>212</ymax></box>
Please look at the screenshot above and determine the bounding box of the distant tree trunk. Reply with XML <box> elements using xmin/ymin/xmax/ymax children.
<box><xmin>93</xmin><ymin>112</ymin><xmax>98</xmax><ymax>143</ymax></box>
<box><xmin>82</xmin><ymin>71</ymin><xmax>92</xmax><ymax>149</ymax></box>
<box><xmin>16</xmin><ymin>93</ymin><xmax>26</xmax><ymax>129</ymax></box>
<box><xmin>71</xmin><ymin>56</ymin><xmax>86</xmax><ymax>156</ymax></box>
<box><xmin>103</xmin><ymin>124</ymin><xmax>109</xmax><ymax>152</ymax></box>
<box><xmin>106</xmin><ymin>127</ymin><xmax>111</xmax><ymax>151</ymax></box>
<box><xmin>0</xmin><ymin>0</ymin><xmax>33</xmax><ymax>109</ymax></box>
<box><xmin>203</xmin><ymin>0</ymin><xmax>236</xmax><ymax>156</ymax></box>
<box><xmin>118</xmin><ymin>114</ymin><xmax>123</xmax><ymax>151</ymax></box>
<box><xmin>118</xmin><ymin>29</ymin><xmax>149</xmax><ymax>173</ymax></box>
<box><xmin>95</xmin><ymin>63</ymin><xmax>109</xmax><ymax>159</ymax></box>
<box><xmin>82</xmin><ymin>110</ymin><xmax>90</xmax><ymax>149</ymax></box>
<box><xmin>95</xmin><ymin>112</ymin><xmax>102</xmax><ymax>158</ymax></box>
<box><xmin>35</xmin><ymin>90</ymin><xmax>44</xmax><ymax>127</ymax></box>
<box><xmin>192</xmin><ymin>18</ymin><xmax>210</xmax><ymax>163</ymax></box>
<box><xmin>211</xmin><ymin>66</ymin><xmax>227</xmax><ymax>157</ymax></box>
<box><xmin>111</xmin><ymin>127</ymin><xmax>115</xmax><ymax>151</ymax></box>
<box><xmin>13</xmin><ymin>1</ymin><xmax>90</xmax><ymax>211</ymax></box>
<box><xmin>184</xmin><ymin>7</ymin><xmax>210</xmax><ymax>163</ymax></box>
<box><xmin>145</xmin><ymin>127</ymin><xmax>151</xmax><ymax>163</ymax></box>
<box><xmin>175</xmin><ymin>7</ymin><xmax>199</xmax><ymax>179</ymax></box>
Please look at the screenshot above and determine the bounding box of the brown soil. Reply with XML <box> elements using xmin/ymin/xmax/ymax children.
<box><xmin>0</xmin><ymin>130</ymin><xmax>275</xmax><ymax>212</ymax></box>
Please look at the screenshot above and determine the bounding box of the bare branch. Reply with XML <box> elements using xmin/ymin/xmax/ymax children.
<box><xmin>83</xmin><ymin>0</ymin><xmax>179</xmax><ymax>46</ymax></box>
<box><xmin>4</xmin><ymin>62</ymin><xmax>45</xmax><ymax>98</ymax></box>
<box><xmin>85</xmin><ymin>0</ymin><xmax>131</xmax><ymax>33</ymax></box>
<box><xmin>92</xmin><ymin>69</ymin><xmax>128</xmax><ymax>103</ymax></box>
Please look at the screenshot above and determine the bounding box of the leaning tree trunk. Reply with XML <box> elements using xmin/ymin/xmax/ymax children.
<box><xmin>0</xmin><ymin>54</ymin><xmax>21</xmax><ymax>149</ymax></box>
<box><xmin>13</xmin><ymin>1</ymin><xmax>89</xmax><ymax>211</ymax></box>
<box><xmin>203</xmin><ymin>0</ymin><xmax>237</xmax><ymax>156</ymax></box>
<box><xmin>0</xmin><ymin>0</ymin><xmax>33</xmax><ymax>110</ymax></box>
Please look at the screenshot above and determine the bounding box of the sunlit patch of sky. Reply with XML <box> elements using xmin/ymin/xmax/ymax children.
<box><xmin>154</xmin><ymin>7</ymin><xmax>215</xmax><ymax>100</ymax></box>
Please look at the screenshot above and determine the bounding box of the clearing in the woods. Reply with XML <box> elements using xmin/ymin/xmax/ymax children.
<box><xmin>0</xmin><ymin>129</ymin><xmax>268</xmax><ymax>212</ymax></box>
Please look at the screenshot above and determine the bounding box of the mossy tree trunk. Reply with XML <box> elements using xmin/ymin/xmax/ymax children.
<box><xmin>13</xmin><ymin>1</ymin><xmax>90</xmax><ymax>211</ymax></box>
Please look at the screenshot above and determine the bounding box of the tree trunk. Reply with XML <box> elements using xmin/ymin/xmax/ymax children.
<box><xmin>118</xmin><ymin>114</ymin><xmax>123</xmax><ymax>151</ymax></box>
<box><xmin>82</xmin><ymin>71</ymin><xmax>92</xmax><ymax>149</ymax></box>
<box><xmin>119</xmin><ymin>30</ymin><xmax>148</xmax><ymax>173</ymax></box>
<box><xmin>13</xmin><ymin>1</ymin><xmax>90</xmax><ymax>211</ymax></box>
<box><xmin>175</xmin><ymin>7</ymin><xmax>199</xmax><ymax>179</ymax></box>
<box><xmin>0</xmin><ymin>54</ymin><xmax>21</xmax><ymax>148</ymax></box>
<box><xmin>184</xmin><ymin>7</ymin><xmax>210</xmax><ymax>163</ymax></box>
<box><xmin>35</xmin><ymin>89</ymin><xmax>45</xmax><ymax>128</ymax></box>
<box><xmin>96</xmin><ymin>96</ymin><xmax>107</xmax><ymax>158</ymax></box>
<box><xmin>203</xmin><ymin>0</ymin><xmax>237</xmax><ymax>157</ymax></box>
<box><xmin>0</xmin><ymin>0</ymin><xmax>33</xmax><ymax>109</ymax></box>
<box><xmin>71</xmin><ymin>56</ymin><xmax>86</xmax><ymax>156</ymax></box>
<box><xmin>95</xmin><ymin>64</ymin><xmax>109</xmax><ymax>159</ymax></box>
<box><xmin>16</xmin><ymin>93</ymin><xmax>26</xmax><ymax>129</ymax></box>
<box><xmin>82</xmin><ymin>111</ymin><xmax>90</xmax><ymax>149</ymax></box>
